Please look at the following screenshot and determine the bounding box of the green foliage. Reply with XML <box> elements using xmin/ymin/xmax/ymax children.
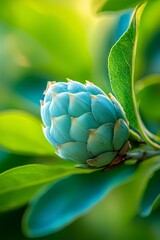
<box><xmin>0</xmin><ymin>111</ymin><xmax>54</xmax><ymax>155</ymax></box>
<box><xmin>0</xmin><ymin>0</ymin><xmax>160</xmax><ymax>239</ymax></box>
<box><xmin>108</xmin><ymin>4</ymin><xmax>160</xmax><ymax>149</ymax></box>
<box><xmin>0</xmin><ymin>163</ymin><xmax>92</xmax><ymax>212</ymax></box>
<box><xmin>108</xmin><ymin>9</ymin><xmax>138</xmax><ymax>129</ymax></box>
<box><xmin>0</xmin><ymin>0</ymin><xmax>93</xmax><ymax>82</ymax></box>
<box><xmin>94</xmin><ymin>0</ymin><xmax>144</xmax><ymax>12</ymax></box>
<box><xmin>136</xmin><ymin>75</ymin><xmax>160</xmax><ymax>137</ymax></box>
<box><xmin>139</xmin><ymin>168</ymin><xmax>160</xmax><ymax>217</ymax></box>
<box><xmin>136</xmin><ymin>75</ymin><xmax>160</xmax><ymax>121</ymax></box>
<box><xmin>23</xmin><ymin>164</ymin><xmax>136</xmax><ymax>237</ymax></box>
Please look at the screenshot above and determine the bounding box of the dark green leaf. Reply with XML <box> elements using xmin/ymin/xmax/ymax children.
<box><xmin>23</xmin><ymin>164</ymin><xmax>137</xmax><ymax>237</ymax></box>
<box><xmin>108</xmin><ymin>4</ymin><xmax>160</xmax><ymax>149</ymax></box>
<box><xmin>0</xmin><ymin>111</ymin><xmax>54</xmax><ymax>155</ymax></box>
<box><xmin>108</xmin><ymin>9</ymin><xmax>138</xmax><ymax>129</ymax></box>
<box><xmin>139</xmin><ymin>168</ymin><xmax>160</xmax><ymax>217</ymax></box>
<box><xmin>94</xmin><ymin>0</ymin><xmax>144</xmax><ymax>13</ymax></box>
<box><xmin>0</xmin><ymin>163</ymin><xmax>92</xmax><ymax>211</ymax></box>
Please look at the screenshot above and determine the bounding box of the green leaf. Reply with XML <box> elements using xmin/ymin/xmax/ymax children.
<box><xmin>108</xmin><ymin>8</ymin><xmax>139</xmax><ymax>129</ymax></box>
<box><xmin>0</xmin><ymin>1</ymin><xmax>94</xmax><ymax>82</ymax></box>
<box><xmin>22</xmin><ymin>164</ymin><xmax>137</xmax><ymax>237</ymax></box>
<box><xmin>108</xmin><ymin>4</ymin><xmax>160</xmax><ymax>149</ymax></box>
<box><xmin>0</xmin><ymin>163</ymin><xmax>92</xmax><ymax>212</ymax></box>
<box><xmin>136</xmin><ymin>75</ymin><xmax>160</xmax><ymax>121</ymax></box>
<box><xmin>139</xmin><ymin>168</ymin><xmax>160</xmax><ymax>217</ymax></box>
<box><xmin>136</xmin><ymin>75</ymin><xmax>160</xmax><ymax>143</ymax></box>
<box><xmin>94</xmin><ymin>0</ymin><xmax>144</xmax><ymax>13</ymax></box>
<box><xmin>0</xmin><ymin>110</ymin><xmax>54</xmax><ymax>155</ymax></box>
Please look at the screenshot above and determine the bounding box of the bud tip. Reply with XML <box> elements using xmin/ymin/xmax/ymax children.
<box><xmin>40</xmin><ymin>100</ymin><xmax>44</xmax><ymax>106</ymax></box>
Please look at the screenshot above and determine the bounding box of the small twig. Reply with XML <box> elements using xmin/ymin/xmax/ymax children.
<box><xmin>103</xmin><ymin>149</ymin><xmax>160</xmax><ymax>172</ymax></box>
<box><xmin>125</xmin><ymin>150</ymin><xmax>160</xmax><ymax>164</ymax></box>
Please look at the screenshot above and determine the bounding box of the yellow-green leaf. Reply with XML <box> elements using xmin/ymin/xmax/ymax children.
<box><xmin>0</xmin><ymin>163</ymin><xmax>92</xmax><ymax>212</ymax></box>
<box><xmin>0</xmin><ymin>110</ymin><xmax>54</xmax><ymax>155</ymax></box>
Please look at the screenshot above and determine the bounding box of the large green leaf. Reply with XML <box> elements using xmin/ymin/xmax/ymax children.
<box><xmin>0</xmin><ymin>110</ymin><xmax>54</xmax><ymax>155</ymax></box>
<box><xmin>0</xmin><ymin>163</ymin><xmax>92</xmax><ymax>212</ymax></box>
<box><xmin>94</xmin><ymin>0</ymin><xmax>144</xmax><ymax>12</ymax></box>
<box><xmin>108</xmin><ymin>4</ymin><xmax>160</xmax><ymax>149</ymax></box>
<box><xmin>22</xmin><ymin>164</ymin><xmax>136</xmax><ymax>237</ymax></box>
<box><xmin>139</xmin><ymin>168</ymin><xmax>160</xmax><ymax>217</ymax></box>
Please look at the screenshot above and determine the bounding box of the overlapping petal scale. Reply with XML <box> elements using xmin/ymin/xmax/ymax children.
<box><xmin>44</xmin><ymin>82</ymin><xmax>68</xmax><ymax>102</ymax></box>
<box><xmin>68</xmin><ymin>92</ymin><xmax>91</xmax><ymax>117</ymax></box>
<box><xmin>87</xmin><ymin>123</ymin><xmax>114</xmax><ymax>156</ymax></box>
<box><xmin>113</xmin><ymin>119</ymin><xmax>130</xmax><ymax>150</ymax></box>
<box><xmin>41</xmin><ymin>101</ymin><xmax>51</xmax><ymax>126</ymax></box>
<box><xmin>86</xmin><ymin>81</ymin><xmax>105</xmax><ymax>95</ymax></box>
<box><xmin>109</xmin><ymin>94</ymin><xmax>128</xmax><ymax>123</ymax></box>
<box><xmin>50</xmin><ymin>115</ymin><xmax>72</xmax><ymax>144</ymax></box>
<box><xmin>70</xmin><ymin>112</ymin><xmax>99</xmax><ymax>142</ymax></box>
<box><xmin>87</xmin><ymin>151</ymin><xmax>117</xmax><ymax>168</ymax></box>
<box><xmin>67</xmin><ymin>79</ymin><xmax>86</xmax><ymax>93</ymax></box>
<box><xmin>57</xmin><ymin>142</ymin><xmax>93</xmax><ymax>163</ymax></box>
<box><xmin>49</xmin><ymin>92</ymin><xmax>69</xmax><ymax>117</ymax></box>
<box><xmin>91</xmin><ymin>95</ymin><xmax>117</xmax><ymax>125</ymax></box>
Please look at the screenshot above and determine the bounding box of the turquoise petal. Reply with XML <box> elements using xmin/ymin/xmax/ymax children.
<box><xmin>43</xmin><ymin>127</ymin><xmax>57</xmax><ymax>148</ymax></box>
<box><xmin>41</xmin><ymin>101</ymin><xmax>51</xmax><ymax>127</ymax></box>
<box><xmin>69</xmin><ymin>92</ymin><xmax>91</xmax><ymax>117</ymax></box>
<box><xmin>87</xmin><ymin>123</ymin><xmax>114</xmax><ymax>156</ymax></box>
<box><xmin>50</xmin><ymin>115</ymin><xmax>72</xmax><ymax>144</ymax></box>
<box><xmin>91</xmin><ymin>95</ymin><xmax>117</xmax><ymax>125</ymax></box>
<box><xmin>86</xmin><ymin>82</ymin><xmax>105</xmax><ymax>95</ymax></box>
<box><xmin>44</xmin><ymin>89</ymin><xmax>52</xmax><ymax>103</ymax></box>
<box><xmin>87</xmin><ymin>151</ymin><xmax>117</xmax><ymax>167</ymax></box>
<box><xmin>113</xmin><ymin>119</ymin><xmax>129</xmax><ymax>150</ymax></box>
<box><xmin>70</xmin><ymin>112</ymin><xmax>99</xmax><ymax>142</ymax></box>
<box><xmin>43</xmin><ymin>82</ymin><xmax>54</xmax><ymax>103</ymax></box>
<box><xmin>109</xmin><ymin>94</ymin><xmax>128</xmax><ymax>123</ymax></box>
<box><xmin>57</xmin><ymin>142</ymin><xmax>92</xmax><ymax>163</ymax></box>
<box><xmin>44</xmin><ymin>82</ymin><xmax>67</xmax><ymax>103</ymax></box>
<box><xmin>50</xmin><ymin>82</ymin><xmax>68</xmax><ymax>93</ymax></box>
<box><xmin>67</xmin><ymin>80</ymin><xmax>86</xmax><ymax>93</ymax></box>
<box><xmin>49</xmin><ymin>92</ymin><xmax>69</xmax><ymax>117</ymax></box>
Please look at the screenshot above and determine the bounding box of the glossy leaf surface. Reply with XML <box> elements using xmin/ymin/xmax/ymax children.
<box><xmin>108</xmin><ymin>4</ymin><xmax>160</xmax><ymax>149</ymax></box>
<box><xmin>139</xmin><ymin>168</ymin><xmax>160</xmax><ymax>217</ymax></box>
<box><xmin>23</xmin><ymin>164</ymin><xmax>136</xmax><ymax>237</ymax></box>
<box><xmin>0</xmin><ymin>163</ymin><xmax>91</xmax><ymax>211</ymax></box>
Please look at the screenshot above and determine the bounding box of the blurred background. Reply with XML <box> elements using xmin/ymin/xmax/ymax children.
<box><xmin>0</xmin><ymin>0</ymin><xmax>160</xmax><ymax>239</ymax></box>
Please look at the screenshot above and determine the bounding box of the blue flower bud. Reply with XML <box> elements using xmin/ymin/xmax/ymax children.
<box><xmin>41</xmin><ymin>80</ymin><xmax>130</xmax><ymax>168</ymax></box>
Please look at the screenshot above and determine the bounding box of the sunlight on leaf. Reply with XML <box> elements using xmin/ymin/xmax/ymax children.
<box><xmin>0</xmin><ymin>110</ymin><xmax>54</xmax><ymax>155</ymax></box>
